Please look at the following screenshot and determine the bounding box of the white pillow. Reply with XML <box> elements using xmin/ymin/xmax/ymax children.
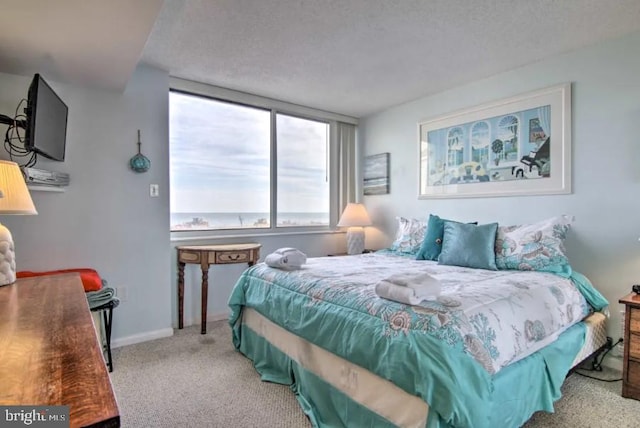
<box><xmin>390</xmin><ymin>217</ymin><xmax>426</xmax><ymax>254</ymax></box>
<box><xmin>495</xmin><ymin>215</ymin><xmax>573</xmax><ymax>271</ymax></box>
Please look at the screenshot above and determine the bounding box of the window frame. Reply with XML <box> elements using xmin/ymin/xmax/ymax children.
<box><xmin>169</xmin><ymin>78</ymin><xmax>357</xmax><ymax>240</ymax></box>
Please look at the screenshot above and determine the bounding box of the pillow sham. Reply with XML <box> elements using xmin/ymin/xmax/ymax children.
<box><xmin>389</xmin><ymin>217</ymin><xmax>426</xmax><ymax>254</ymax></box>
<box><xmin>494</xmin><ymin>215</ymin><xmax>573</xmax><ymax>272</ymax></box>
<box><xmin>438</xmin><ymin>222</ymin><xmax>498</xmax><ymax>270</ymax></box>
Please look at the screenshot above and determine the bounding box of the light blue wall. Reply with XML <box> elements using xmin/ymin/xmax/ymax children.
<box><xmin>360</xmin><ymin>31</ymin><xmax>640</xmax><ymax>341</ymax></box>
<box><xmin>0</xmin><ymin>65</ymin><xmax>174</xmax><ymax>344</ymax></box>
<box><xmin>6</xmin><ymin>31</ymin><xmax>636</xmax><ymax>347</ymax></box>
<box><xmin>0</xmin><ymin>65</ymin><xmax>347</xmax><ymax>345</ymax></box>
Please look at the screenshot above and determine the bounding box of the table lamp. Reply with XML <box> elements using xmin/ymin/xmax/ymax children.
<box><xmin>337</xmin><ymin>203</ymin><xmax>372</xmax><ymax>255</ymax></box>
<box><xmin>0</xmin><ymin>160</ymin><xmax>37</xmax><ymax>286</ymax></box>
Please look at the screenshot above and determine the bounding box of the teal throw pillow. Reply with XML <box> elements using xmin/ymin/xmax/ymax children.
<box><xmin>416</xmin><ymin>214</ymin><xmax>477</xmax><ymax>261</ymax></box>
<box><xmin>416</xmin><ymin>214</ymin><xmax>446</xmax><ymax>260</ymax></box>
<box><xmin>438</xmin><ymin>222</ymin><xmax>499</xmax><ymax>270</ymax></box>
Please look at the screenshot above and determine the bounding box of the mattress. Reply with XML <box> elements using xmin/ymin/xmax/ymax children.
<box><xmin>239</xmin><ymin>308</ymin><xmax>607</xmax><ymax>428</ymax></box>
<box><xmin>570</xmin><ymin>311</ymin><xmax>607</xmax><ymax>367</ymax></box>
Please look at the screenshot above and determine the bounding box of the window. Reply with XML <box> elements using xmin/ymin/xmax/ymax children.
<box><xmin>170</xmin><ymin>91</ymin><xmax>332</xmax><ymax>232</ymax></box>
<box><xmin>276</xmin><ymin>113</ymin><xmax>329</xmax><ymax>227</ymax></box>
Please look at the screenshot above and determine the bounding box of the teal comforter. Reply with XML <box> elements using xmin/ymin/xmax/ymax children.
<box><xmin>229</xmin><ymin>253</ymin><xmax>607</xmax><ymax>427</ymax></box>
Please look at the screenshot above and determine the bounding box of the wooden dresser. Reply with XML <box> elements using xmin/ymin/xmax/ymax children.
<box><xmin>0</xmin><ymin>273</ymin><xmax>120</xmax><ymax>427</ymax></box>
<box><xmin>620</xmin><ymin>292</ymin><xmax>640</xmax><ymax>401</ymax></box>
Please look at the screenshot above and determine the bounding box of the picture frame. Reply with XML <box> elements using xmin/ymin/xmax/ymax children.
<box><xmin>418</xmin><ymin>83</ymin><xmax>571</xmax><ymax>199</ymax></box>
<box><xmin>364</xmin><ymin>153</ymin><xmax>390</xmax><ymax>195</ymax></box>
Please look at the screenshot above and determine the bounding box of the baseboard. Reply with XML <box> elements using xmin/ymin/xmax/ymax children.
<box><xmin>112</xmin><ymin>313</ymin><xmax>230</xmax><ymax>348</ymax></box>
<box><xmin>208</xmin><ymin>311</ymin><xmax>230</xmax><ymax>322</ymax></box>
<box><xmin>112</xmin><ymin>327</ymin><xmax>174</xmax><ymax>349</ymax></box>
<box><xmin>180</xmin><ymin>311</ymin><xmax>230</xmax><ymax>327</ymax></box>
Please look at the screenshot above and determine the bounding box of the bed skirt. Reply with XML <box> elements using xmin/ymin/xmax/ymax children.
<box><xmin>238</xmin><ymin>308</ymin><xmax>607</xmax><ymax>428</ymax></box>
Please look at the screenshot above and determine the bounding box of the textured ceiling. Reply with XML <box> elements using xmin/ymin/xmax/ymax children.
<box><xmin>2</xmin><ymin>1</ymin><xmax>640</xmax><ymax>118</ymax></box>
<box><xmin>142</xmin><ymin>0</ymin><xmax>640</xmax><ymax>117</ymax></box>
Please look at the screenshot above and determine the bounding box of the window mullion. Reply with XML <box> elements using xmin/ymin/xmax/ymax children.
<box><xmin>270</xmin><ymin>109</ymin><xmax>277</xmax><ymax>230</ymax></box>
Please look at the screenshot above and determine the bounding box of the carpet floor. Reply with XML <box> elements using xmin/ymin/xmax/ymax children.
<box><xmin>110</xmin><ymin>320</ymin><xmax>640</xmax><ymax>427</ymax></box>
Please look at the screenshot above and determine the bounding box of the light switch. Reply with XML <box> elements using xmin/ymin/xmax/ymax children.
<box><xmin>150</xmin><ymin>184</ymin><xmax>159</xmax><ymax>197</ymax></box>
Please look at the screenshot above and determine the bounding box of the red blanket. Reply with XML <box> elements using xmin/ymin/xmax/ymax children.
<box><xmin>17</xmin><ymin>268</ymin><xmax>103</xmax><ymax>292</ymax></box>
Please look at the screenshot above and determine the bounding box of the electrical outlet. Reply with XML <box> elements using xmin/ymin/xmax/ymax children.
<box><xmin>150</xmin><ymin>184</ymin><xmax>159</xmax><ymax>197</ymax></box>
<box><xmin>116</xmin><ymin>286</ymin><xmax>128</xmax><ymax>303</ymax></box>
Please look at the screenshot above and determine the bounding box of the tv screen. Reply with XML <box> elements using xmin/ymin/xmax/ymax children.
<box><xmin>24</xmin><ymin>74</ymin><xmax>68</xmax><ymax>161</ymax></box>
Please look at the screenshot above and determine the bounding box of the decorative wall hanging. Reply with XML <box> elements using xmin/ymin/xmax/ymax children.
<box><xmin>364</xmin><ymin>153</ymin><xmax>390</xmax><ymax>195</ymax></box>
<box><xmin>129</xmin><ymin>129</ymin><xmax>151</xmax><ymax>173</ymax></box>
<box><xmin>418</xmin><ymin>83</ymin><xmax>571</xmax><ymax>199</ymax></box>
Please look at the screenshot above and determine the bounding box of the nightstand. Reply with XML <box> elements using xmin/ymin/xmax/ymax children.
<box><xmin>619</xmin><ymin>292</ymin><xmax>640</xmax><ymax>400</ymax></box>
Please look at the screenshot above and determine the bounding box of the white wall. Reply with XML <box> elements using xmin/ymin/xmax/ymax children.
<box><xmin>0</xmin><ymin>64</ymin><xmax>174</xmax><ymax>344</ymax></box>
<box><xmin>360</xmin><ymin>31</ymin><xmax>640</xmax><ymax>344</ymax></box>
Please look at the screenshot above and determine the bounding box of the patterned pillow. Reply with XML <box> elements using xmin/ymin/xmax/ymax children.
<box><xmin>495</xmin><ymin>215</ymin><xmax>573</xmax><ymax>272</ymax></box>
<box><xmin>390</xmin><ymin>217</ymin><xmax>426</xmax><ymax>254</ymax></box>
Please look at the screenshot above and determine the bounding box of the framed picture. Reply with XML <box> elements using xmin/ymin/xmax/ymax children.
<box><xmin>418</xmin><ymin>83</ymin><xmax>571</xmax><ymax>199</ymax></box>
<box><xmin>364</xmin><ymin>153</ymin><xmax>390</xmax><ymax>195</ymax></box>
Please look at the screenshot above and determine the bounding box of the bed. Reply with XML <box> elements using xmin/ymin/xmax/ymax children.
<box><xmin>228</xmin><ymin>217</ymin><xmax>609</xmax><ymax>428</ymax></box>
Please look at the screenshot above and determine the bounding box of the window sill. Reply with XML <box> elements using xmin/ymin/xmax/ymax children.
<box><xmin>170</xmin><ymin>228</ymin><xmax>344</xmax><ymax>243</ymax></box>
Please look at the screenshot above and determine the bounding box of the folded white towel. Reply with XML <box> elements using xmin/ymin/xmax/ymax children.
<box><xmin>384</xmin><ymin>273</ymin><xmax>441</xmax><ymax>291</ymax></box>
<box><xmin>274</xmin><ymin>248</ymin><xmax>307</xmax><ymax>265</ymax></box>
<box><xmin>375</xmin><ymin>272</ymin><xmax>441</xmax><ymax>305</ymax></box>
<box><xmin>265</xmin><ymin>248</ymin><xmax>307</xmax><ymax>270</ymax></box>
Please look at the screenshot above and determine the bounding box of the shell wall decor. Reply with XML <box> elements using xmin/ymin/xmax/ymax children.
<box><xmin>129</xmin><ymin>129</ymin><xmax>151</xmax><ymax>173</ymax></box>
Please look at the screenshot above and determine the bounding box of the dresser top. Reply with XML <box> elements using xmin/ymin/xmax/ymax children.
<box><xmin>619</xmin><ymin>292</ymin><xmax>640</xmax><ymax>307</ymax></box>
<box><xmin>0</xmin><ymin>273</ymin><xmax>119</xmax><ymax>427</ymax></box>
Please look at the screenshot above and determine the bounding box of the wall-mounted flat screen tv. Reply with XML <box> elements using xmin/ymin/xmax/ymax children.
<box><xmin>24</xmin><ymin>74</ymin><xmax>68</xmax><ymax>161</ymax></box>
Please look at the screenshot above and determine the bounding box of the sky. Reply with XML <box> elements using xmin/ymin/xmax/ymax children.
<box><xmin>169</xmin><ymin>92</ymin><xmax>329</xmax><ymax>214</ymax></box>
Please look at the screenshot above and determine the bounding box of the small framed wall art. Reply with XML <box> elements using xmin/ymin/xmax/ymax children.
<box><xmin>364</xmin><ymin>152</ymin><xmax>390</xmax><ymax>195</ymax></box>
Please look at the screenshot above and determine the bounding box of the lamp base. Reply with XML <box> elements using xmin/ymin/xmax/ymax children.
<box><xmin>345</xmin><ymin>227</ymin><xmax>365</xmax><ymax>255</ymax></box>
<box><xmin>0</xmin><ymin>223</ymin><xmax>16</xmax><ymax>286</ymax></box>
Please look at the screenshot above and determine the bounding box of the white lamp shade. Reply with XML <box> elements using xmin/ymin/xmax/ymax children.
<box><xmin>0</xmin><ymin>160</ymin><xmax>37</xmax><ymax>286</ymax></box>
<box><xmin>0</xmin><ymin>160</ymin><xmax>37</xmax><ymax>215</ymax></box>
<box><xmin>337</xmin><ymin>203</ymin><xmax>371</xmax><ymax>227</ymax></box>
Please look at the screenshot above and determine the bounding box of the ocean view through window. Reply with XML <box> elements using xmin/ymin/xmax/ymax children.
<box><xmin>276</xmin><ymin>113</ymin><xmax>329</xmax><ymax>228</ymax></box>
<box><xmin>170</xmin><ymin>90</ymin><xmax>331</xmax><ymax>232</ymax></box>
